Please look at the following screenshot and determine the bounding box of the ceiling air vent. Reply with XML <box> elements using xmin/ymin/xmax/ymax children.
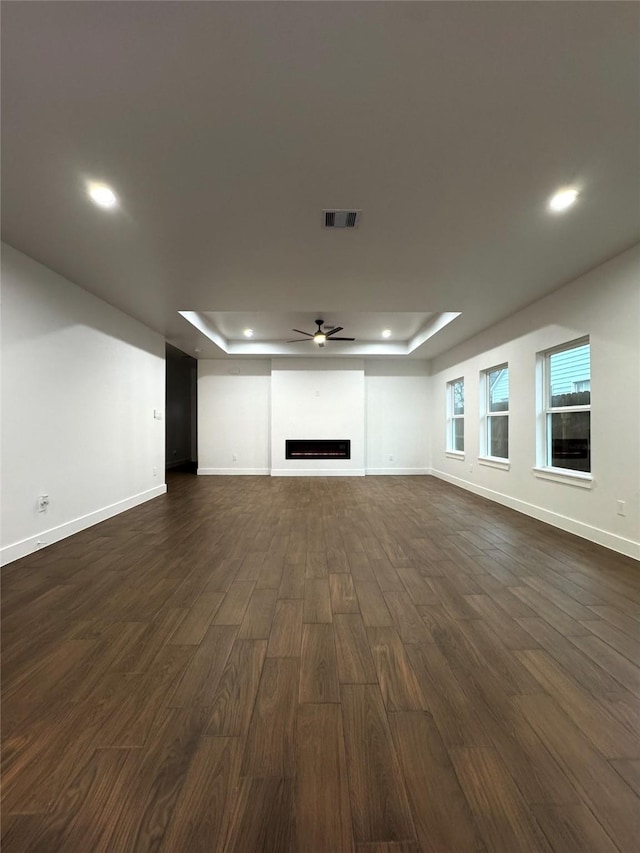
<box><xmin>324</xmin><ymin>209</ymin><xmax>361</xmax><ymax>228</ymax></box>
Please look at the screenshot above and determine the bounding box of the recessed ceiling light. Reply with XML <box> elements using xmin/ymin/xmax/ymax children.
<box><xmin>382</xmin><ymin>329</ymin><xmax>392</xmax><ymax>338</ymax></box>
<box><xmin>548</xmin><ymin>187</ymin><xmax>579</xmax><ymax>213</ymax></box>
<box><xmin>243</xmin><ymin>328</ymin><xmax>254</xmax><ymax>338</ymax></box>
<box><xmin>87</xmin><ymin>182</ymin><xmax>118</xmax><ymax>209</ymax></box>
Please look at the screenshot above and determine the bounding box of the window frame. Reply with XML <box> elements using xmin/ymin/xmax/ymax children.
<box><xmin>535</xmin><ymin>336</ymin><xmax>592</xmax><ymax>483</ymax></box>
<box><xmin>446</xmin><ymin>377</ymin><xmax>465</xmax><ymax>456</ymax></box>
<box><xmin>479</xmin><ymin>363</ymin><xmax>510</xmax><ymax>465</ymax></box>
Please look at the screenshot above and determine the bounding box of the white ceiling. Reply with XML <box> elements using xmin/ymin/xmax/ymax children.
<box><xmin>204</xmin><ymin>312</ymin><xmax>434</xmax><ymax>343</ymax></box>
<box><xmin>2</xmin><ymin>2</ymin><xmax>638</xmax><ymax>360</ymax></box>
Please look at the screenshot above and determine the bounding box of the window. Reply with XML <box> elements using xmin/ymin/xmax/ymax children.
<box><xmin>447</xmin><ymin>378</ymin><xmax>464</xmax><ymax>452</ymax></box>
<box><xmin>541</xmin><ymin>339</ymin><xmax>590</xmax><ymax>473</ymax></box>
<box><xmin>482</xmin><ymin>365</ymin><xmax>509</xmax><ymax>459</ymax></box>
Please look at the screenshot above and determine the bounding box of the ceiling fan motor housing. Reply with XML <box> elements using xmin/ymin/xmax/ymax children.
<box><xmin>287</xmin><ymin>319</ymin><xmax>355</xmax><ymax>344</ymax></box>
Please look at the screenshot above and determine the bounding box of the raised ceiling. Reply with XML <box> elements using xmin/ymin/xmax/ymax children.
<box><xmin>2</xmin><ymin>2</ymin><xmax>638</xmax><ymax>359</ymax></box>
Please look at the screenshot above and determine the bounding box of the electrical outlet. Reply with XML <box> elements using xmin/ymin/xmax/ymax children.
<box><xmin>469</xmin><ymin>464</ymin><xmax>473</xmax><ymax>473</ymax></box>
<box><xmin>232</xmin><ymin>454</ymin><xmax>237</xmax><ymax>462</ymax></box>
<box><xmin>617</xmin><ymin>500</ymin><xmax>626</xmax><ymax>517</ymax></box>
<box><xmin>38</xmin><ymin>495</ymin><xmax>49</xmax><ymax>512</ymax></box>
<box><xmin>389</xmin><ymin>455</ymin><xmax>394</xmax><ymax>462</ymax></box>
<box><xmin>153</xmin><ymin>467</ymin><xmax>157</xmax><ymax>477</ymax></box>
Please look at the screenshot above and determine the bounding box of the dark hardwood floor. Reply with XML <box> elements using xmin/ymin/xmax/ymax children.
<box><xmin>2</xmin><ymin>473</ymin><xmax>639</xmax><ymax>852</ymax></box>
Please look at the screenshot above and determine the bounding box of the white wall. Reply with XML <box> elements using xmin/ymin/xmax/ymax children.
<box><xmin>197</xmin><ymin>358</ymin><xmax>431</xmax><ymax>477</ymax></box>
<box><xmin>429</xmin><ymin>244</ymin><xmax>640</xmax><ymax>559</ymax></box>
<box><xmin>365</xmin><ymin>360</ymin><xmax>430</xmax><ymax>474</ymax></box>
<box><xmin>1</xmin><ymin>243</ymin><xmax>167</xmax><ymax>565</ymax></box>
<box><xmin>197</xmin><ymin>360</ymin><xmax>271</xmax><ymax>474</ymax></box>
<box><xmin>271</xmin><ymin>359</ymin><xmax>365</xmax><ymax>475</ymax></box>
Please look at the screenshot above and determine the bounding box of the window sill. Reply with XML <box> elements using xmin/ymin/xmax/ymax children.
<box><xmin>532</xmin><ymin>467</ymin><xmax>593</xmax><ymax>489</ymax></box>
<box><xmin>478</xmin><ymin>456</ymin><xmax>510</xmax><ymax>471</ymax></box>
<box><xmin>445</xmin><ymin>451</ymin><xmax>465</xmax><ymax>460</ymax></box>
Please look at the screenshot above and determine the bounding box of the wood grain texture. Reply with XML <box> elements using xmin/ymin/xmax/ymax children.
<box><xmin>569</xmin><ymin>634</ymin><xmax>640</xmax><ymax>698</ymax></box>
<box><xmin>212</xmin><ymin>580</ymin><xmax>255</xmax><ymax>625</ymax></box>
<box><xmin>237</xmin><ymin>587</ymin><xmax>278</xmax><ymax>639</ymax></box>
<box><xmin>167</xmin><ymin>624</ymin><xmax>237</xmax><ymax>707</ymax></box>
<box><xmin>587</xmin><ymin>604</ymin><xmax>640</xmax><ymax>639</ymax></box>
<box><xmin>299</xmin><ymin>622</ymin><xmax>340</xmax><ymax>703</ymax></box>
<box><xmin>450</xmin><ymin>746</ymin><xmax>553</xmax><ymax>852</ymax></box>
<box><xmin>510</xmin><ymin>585</ymin><xmax>590</xmax><ymax>636</ymax></box>
<box><xmin>105</xmin><ymin>706</ymin><xmax>212</xmax><ymax>851</ymax></box>
<box><xmin>515</xmin><ymin>617</ymin><xmax>624</xmax><ymax>694</ymax></box>
<box><xmin>303</xmin><ymin>578</ymin><xmax>333</xmax><ymax>623</ymax></box>
<box><xmin>330</xmin><ymin>573</ymin><xmax>360</xmax><ymax>614</ymax></box>
<box><xmin>267</xmin><ymin>598</ymin><xmax>303</xmax><ymax>657</ymax></box>
<box><xmin>609</xmin><ymin>758</ymin><xmax>640</xmax><ymax>797</ymax></box>
<box><xmin>158</xmin><ymin>736</ymin><xmax>241</xmax><ymax>852</ymax></box>
<box><xmin>515</xmin><ymin>648</ymin><xmax>640</xmax><ymax>758</ymax></box>
<box><xmin>354</xmin><ymin>581</ymin><xmax>393</xmax><ymax>627</ymax></box>
<box><xmin>396</xmin><ymin>567</ymin><xmax>438</xmax><ymax>606</ymax></box>
<box><xmin>340</xmin><ymin>684</ymin><xmax>416</xmax><ymax>845</ymax></box>
<box><xmin>3</xmin><ymin>472</ymin><xmax>639</xmax><ymax>851</ymax></box>
<box><xmin>514</xmin><ymin>693</ymin><xmax>640</xmax><ymax>852</ymax></box>
<box><xmin>405</xmin><ymin>641</ymin><xmax>492</xmax><ymax>750</ymax></box>
<box><xmin>296</xmin><ymin>704</ymin><xmax>354</xmax><ymax>851</ymax></box>
<box><xmin>334</xmin><ymin>614</ymin><xmax>378</xmax><ymax>684</ymax></box>
<box><xmin>167</xmin><ymin>590</ymin><xmax>224</xmax><ymax>645</ymax></box>
<box><xmin>579</xmin><ymin>617</ymin><xmax>640</xmax><ymax>663</ymax></box>
<box><xmin>279</xmin><ymin>561</ymin><xmax>306</xmax><ymax>599</ymax></box>
<box><xmin>530</xmin><ymin>803</ymin><xmax>619</xmax><ymax>853</ymax></box>
<box><xmin>382</xmin><ymin>591</ymin><xmax>431</xmax><ymax>644</ymax></box>
<box><xmin>389</xmin><ymin>712</ymin><xmax>486</xmax><ymax>852</ymax></box>
<box><xmin>206</xmin><ymin>639</ymin><xmax>267</xmax><ymax>736</ymax></box>
<box><xmin>241</xmin><ymin>657</ymin><xmax>299</xmax><ymax>777</ymax></box>
<box><xmin>367</xmin><ymin>627</ymin><xmax>426</xmax><ymax>711</ymax></box>
<box><xmin>224</xmin><ymin>777</ymin><xmax>295</xmax><ymax>853</ymax></box>
<box><xmin>25</xmin><ymin>747</ymin><xmax>131</xmax><ymax>852</ymax></box>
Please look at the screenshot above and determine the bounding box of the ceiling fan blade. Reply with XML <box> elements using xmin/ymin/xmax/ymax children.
<box><xmin>292</xmin><ymin>329</ymin><xmax>313</xmax><ymax>337</ymax></box>
<box><xmin>327</xmin><ymin>336</ymin><xmax>356</xmax><ymax>341</ymax></box>
<box><xmin>325</xmin><ymin>326</ymin><xmax>344</xmax><ymax>337</ymax></box>
<box><xmin>286</xmin><ymin>338</ymin><xmax>310</xmax><ymax>343</ymax></box>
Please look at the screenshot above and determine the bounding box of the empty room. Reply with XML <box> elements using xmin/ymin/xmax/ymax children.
<box><xmin>1</xmin><ymin>2</ymin><xmax>639</xmax><ymax>852</ymax></box>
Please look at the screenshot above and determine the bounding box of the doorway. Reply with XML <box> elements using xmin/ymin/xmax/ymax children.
<box><xmin>165</xmin><ymin>343</ymin><xmax>197</xmax><ymax>473</ymax></box>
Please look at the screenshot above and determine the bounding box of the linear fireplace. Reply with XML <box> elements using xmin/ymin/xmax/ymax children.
<box><xmin>285</xmin><ymin>439</ymin><xmax>351</xmax><ymax>460</ymax></box>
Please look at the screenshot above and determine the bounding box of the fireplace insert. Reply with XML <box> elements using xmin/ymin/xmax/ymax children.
<box><xmin>285</xmin><ymin>440</ymin><xmax>351</xmax><ymax>460</ymax></box>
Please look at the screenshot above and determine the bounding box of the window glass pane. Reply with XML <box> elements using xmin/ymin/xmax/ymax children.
<box><xmin>488</xmin><ymin>415</ymin><xmax>509</xmax><ymax>458</ymax></box>
<box><xmin>549</xmin><ymin>344</ymin><xmax>590</xmax><ymax>407</ymax></box>
<box><xmin>549</xmin><ymin>411</ymin><xmax>590</xmax><ymax>472</ymax></box>
<box><xmin>453</xmin><ymin>380</ymin><xmax>464</xmax><ymax>415</ymax></box>
<box><xmin>453</xmin><ymin>418</ymin><xmax>464</xmax><ymax>451</ymax></box>
<box><xmin>488</xmin><ymin>368</ymin><xmax>509</xmax><ymax>412</ymax></box>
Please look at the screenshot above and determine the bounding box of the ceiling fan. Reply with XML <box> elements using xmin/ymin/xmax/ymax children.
<box><xmin>287</xmin><ymin>319</ymin><xmax>355</xmax><ymax>348</ymax></box>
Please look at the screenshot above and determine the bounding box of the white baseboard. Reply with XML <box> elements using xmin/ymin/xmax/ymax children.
<box><xmin>366</xmin><ymin>468</ymin><xmax>431</xmax><ymax>476</ymax></box>
<box><xmin>0</xmin><ymin>485</ymin><xmax>167</xmax><ymax>567</ymax></box>
<box><xmin>430</xmin><ymin>468</ymin><xmax>640</xmax><ymax>561</ymax></box>
<box><xmin>271</xmin><ymin>468</ymin><xmax>366</xmax><ymax>477</ymax></box>
<box><xmin>197</xmin><ymin>468</ymin><xmax>270</xmax><ymax>476</ymax></box>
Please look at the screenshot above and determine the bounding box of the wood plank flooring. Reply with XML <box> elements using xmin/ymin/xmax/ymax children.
<box><xmin>2</xmin><ymin>473</ymin><xmax>639</xmax><ymax>852</ymax></box>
